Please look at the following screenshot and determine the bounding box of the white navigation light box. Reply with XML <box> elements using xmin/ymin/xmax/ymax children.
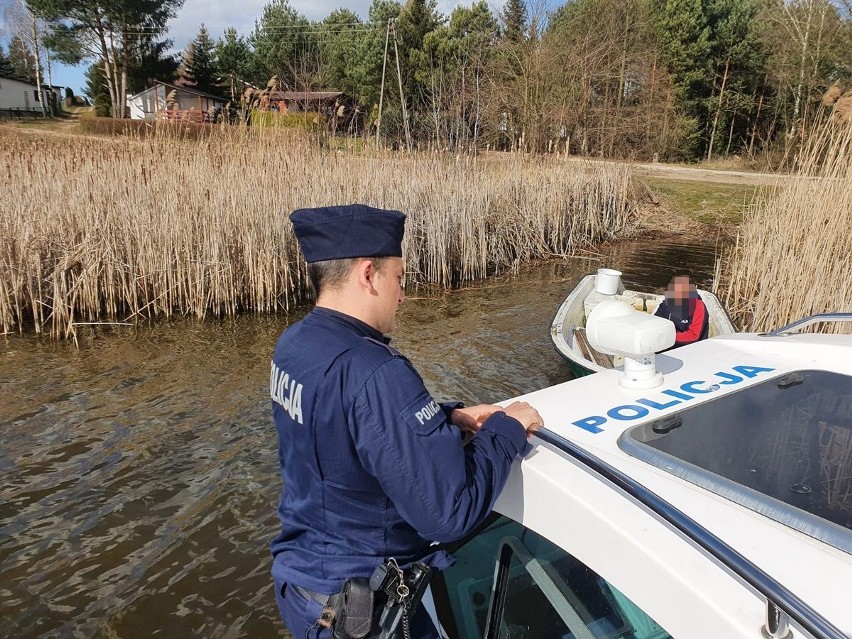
<box><xmin>586</xmin><ymin>300</ymin><xmax>676</xmax><ymax>389</ymax></box>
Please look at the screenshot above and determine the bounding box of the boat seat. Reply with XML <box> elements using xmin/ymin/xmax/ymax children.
<box><xmin>573</xmin><ymin>327</ymin><xmax>615</xmax><ymax>369</ymax></box>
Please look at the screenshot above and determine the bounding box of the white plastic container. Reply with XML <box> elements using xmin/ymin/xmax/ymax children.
<box><xmin>595</xmin><ymin>268</ymin><xmax>622</xmax><ymax>295</ymax></box>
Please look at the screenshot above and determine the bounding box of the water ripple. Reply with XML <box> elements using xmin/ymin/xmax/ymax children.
<box><xmin>0</xmin><ymin>242</ymin><xmax>720</xmax><ymax>637</ymax></box>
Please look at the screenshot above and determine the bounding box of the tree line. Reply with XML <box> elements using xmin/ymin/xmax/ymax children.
<box><xmin>6</xmin><ymin>0</ymin><xmax>852</xmax><ymax>163</ymax></box>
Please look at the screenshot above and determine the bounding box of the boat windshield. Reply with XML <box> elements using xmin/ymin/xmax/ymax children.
<box><xmin>620</xmin><ymin>369</ymin><xmax>852</xmax><ymax>553</ymax></box>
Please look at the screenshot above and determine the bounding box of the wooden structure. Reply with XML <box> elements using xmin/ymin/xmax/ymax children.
<box><xmin>572</xmin><ymin>327</ymin><xmax>614</xmax><ymax>369</ymax></box>
<box><xmin>126</xmin><ymin>80</ymin><xmax>226</xmax><ymax>122</ymax></box>
<box><xmin>266</xmin><ymin>91</ymin><xmax>347</xmax><ymax>113</ymax></box>
<box><xmin>252</xmin><ymin>89</ymin><xmax>360</xmax><ymax>133</ymax></box>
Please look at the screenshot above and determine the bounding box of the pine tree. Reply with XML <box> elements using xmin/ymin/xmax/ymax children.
<box><xmin>349</xmin><ymin>0</ymin><xmax>402</xmax><ymax>112</ymax></box>
<box><xmin>0</xmin><ymin>44</ymin><xmax>16</xmax><ymax>78</ymax></box>
<box><xmin>652</xmin><ymin>0</ymin><xmax>712</xmax><ymax>157</ymax></box>
<box><xmin>126</xmin><ymin>36</ymin><xmax>180</xmax><ymax>95</ymax></box>
<box><xmin>704</xmin><ymin>0</ymin><xmax>766</xmax><ymax>159</ymax></box>
<box><xmin>175</xmin><ymin>42</ymin><xmax>198</xmax><ymax>88</ymax></box>
<box><xmin>85</xmin><ymin>62</ymin><xmax>111</xmax><ymax>116</ymax></box>
<box><xmin>186</xmin><ymin>25</ymin><xmax>218</xmax><ymax>94</ymax></box>
<box><xmin>250</xmin><ymin>0</ymin><xmax>312</xmax><ymax>86</ymax></box>
<box><xmin>8</xmin><ymin>35</ymin><xmax>38</xmax><ymax>84</ymax></box>
<box><xmin>502</xmin><ymin>0</ymin><xmax>527</xmax><ymax>42</ymax></box>
<box><xmin>318</xmin><ymin>9</ymin><xmax>363</xmax><ymax>98</ymax></box>
<box><xmin>216</xmin><ymin>28</ymin><xmax>251</xmax><ymax>101</ymax></box>
<box><xmin>395</xmin><ymin>0</ymin><xmax>442</xmax><ymax>116</ymax></box>
<box><xmin>422</xmin><ymin>2</ymin><xmax>498</xmax><ymax>148</ymax></box>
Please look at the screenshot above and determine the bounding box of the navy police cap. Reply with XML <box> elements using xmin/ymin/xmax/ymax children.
<box><xmin>290</xmin><ymin>204</ymin><xmax>406</xmax><ymax>263</ymax></box>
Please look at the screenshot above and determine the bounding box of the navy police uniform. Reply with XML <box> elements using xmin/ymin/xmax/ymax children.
<box><xmin>270</xmin><ymin>204</ymin><xmax>530</xmax><ymax>638</ymax></box>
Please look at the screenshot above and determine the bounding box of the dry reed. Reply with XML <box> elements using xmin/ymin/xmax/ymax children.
<box><xmin>715</xmin><ymin>113</ymin><xmax>852</xmax><ymax>332</ymax></box>
<box><xmin>0</xmin><ymin>127</ymin><xmax>637</xmax><ymax>339</ymax></box>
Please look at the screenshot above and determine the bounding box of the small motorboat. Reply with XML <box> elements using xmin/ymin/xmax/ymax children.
<box><xmin>551</xmin><ymin>269</ymin><xmax>736</xmax><ymax>377</ymax></box>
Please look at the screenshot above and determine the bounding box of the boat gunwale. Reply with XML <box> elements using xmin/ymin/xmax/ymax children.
<box><xmin>534</xmin><ymin>425</ymin><xmax>847</xmax><ymax>639</ymax></box>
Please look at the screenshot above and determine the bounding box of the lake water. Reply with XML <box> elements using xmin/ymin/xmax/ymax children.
<box><xmin>0</xmin><ymin>239</ymin><xmax>723</xmax><ymax>638</ymax></box>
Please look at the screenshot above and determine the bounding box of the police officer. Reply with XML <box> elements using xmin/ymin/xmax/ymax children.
<box><xmin>270</xmin><ymin>204</ymin><xmax>543</xmax><ymax>638</ymax></box>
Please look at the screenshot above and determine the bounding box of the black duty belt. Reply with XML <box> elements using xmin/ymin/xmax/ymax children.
<box><xmin>291</xmin><ymin>559</ymin><xmax>432</xmax><ymax>639</ymax></box>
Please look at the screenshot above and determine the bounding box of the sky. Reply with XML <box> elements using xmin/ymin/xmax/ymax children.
<box><xmin>1</xmin><ymin>0</ymin><xmax>509</xmax><ymax>96</ymax></box>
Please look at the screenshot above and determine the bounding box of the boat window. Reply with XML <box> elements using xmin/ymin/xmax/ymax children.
<box><xmin>433</xmin><ymin>515</ymin><xmax>671</xmax><ymax>639</ymax></box>
<box><xmin>621</xmin><ymin>369</ymin><xmax>852</xmax><ymax>552</ymax></box>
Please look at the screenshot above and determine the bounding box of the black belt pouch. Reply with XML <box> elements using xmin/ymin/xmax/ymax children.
<box><xmin>377</xmin><ymin>562</ymin><xmax>432</xmax><ymax>639</ymax></box>
<box><xmin>332</xmin><ymin>577</ymin><xmax>374</xmax><ymax>639</ymax></box>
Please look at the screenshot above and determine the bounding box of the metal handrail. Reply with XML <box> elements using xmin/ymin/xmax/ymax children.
<box><xmin>762</xmin><ymin>312</ymin><xmax>852</xmax><ymax>336</ymax></box>
<box><xmin>533</xmin><ymin>427</ymin><xmax>845</xmax><ymax>639</ymax></box>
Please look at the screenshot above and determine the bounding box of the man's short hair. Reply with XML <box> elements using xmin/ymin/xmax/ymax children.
<box><xmin>307</xmin><ymin>257</ymin><xmax>386</xmax><ymax>298</ymax></box>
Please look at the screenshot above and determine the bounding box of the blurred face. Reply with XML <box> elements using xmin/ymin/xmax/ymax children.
<box><xmin>372</xmin><ymin>257</ymin><xmax>405</xmax><ymax>334</ymax></box>
<box><xmin>667</xmin><ymin>276</ymin><xmax>692</xmax><ymax>303</ymax></box>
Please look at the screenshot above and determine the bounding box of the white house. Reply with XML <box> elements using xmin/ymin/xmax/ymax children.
<box><xmin>0</xmin><ymin>75</ymin><xmax>62</xmax><ymax>114</ymax></box>
<box><xmin>127</xmin><ymin>80</ymin><xmax>226</xmax><ymax>122</ymax></box>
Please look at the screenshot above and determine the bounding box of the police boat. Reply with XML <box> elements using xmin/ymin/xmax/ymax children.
<box><xmin>427</xmin><ymin>306</ymin><xmax>852</xmax><ymax>639</ymax></box>
<box><xmin>550</xmin><ymin>269</ymin><xmax>735</xmax><ymax>377</ymax></box>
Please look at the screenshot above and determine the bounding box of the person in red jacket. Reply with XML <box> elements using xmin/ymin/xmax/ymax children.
<box><xmin>654</xmin><ymin>275</ymin><xmax>709</xmax><ymax>348</ymax></box>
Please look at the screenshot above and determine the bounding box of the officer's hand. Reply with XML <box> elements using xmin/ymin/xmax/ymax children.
<box><xmin>503</xmin><ymin>401</ymin><xmax>544</xmax><ymax>436</ymax></box>
<box><xmin>451</xmin><ymin>404</ymin><xmax>501</xmax><ymax>433</ymax></box>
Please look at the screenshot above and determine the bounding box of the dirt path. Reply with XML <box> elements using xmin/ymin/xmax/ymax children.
<box><xmin>631</xmin><ymin>161</ymin><xmax>783</xmax><ymax>186</ymax></box>
<box><xmin>558</xmin><ymin>155</ymin><xmax>784</xmax><ymax>186</ymax></box>
<box><xmin>0</xmin><ymin>112</ymin><xmax>87</xmax><ymax>140</ymax></box>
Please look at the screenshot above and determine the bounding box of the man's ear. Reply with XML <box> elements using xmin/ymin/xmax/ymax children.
<box><xmin>354</xmin><ymin>258</ymin><xmax>378</xmax><ymax>293</ymax></box>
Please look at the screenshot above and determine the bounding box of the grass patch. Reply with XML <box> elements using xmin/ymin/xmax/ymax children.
<box><xmin>639</xmin><ymin>177</ymin><xmax>758</xmax><ymax>226</ymax></box>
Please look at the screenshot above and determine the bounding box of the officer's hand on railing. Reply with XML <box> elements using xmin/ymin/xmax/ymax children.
<box><xmin>503</xmin><ymin>401</ymin><xmax>544</xmax><ymax>436</ymax></box>
<box><xmin>451</xmin><ymin>404</ymin><xmax>502</xmax><ymax>433</ymax></box>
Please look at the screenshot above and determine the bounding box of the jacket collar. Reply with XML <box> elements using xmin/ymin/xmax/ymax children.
<box><xmin>311</xmin><ymin>306</ymin><xmax>390</xmax><ymax>344</ymax></box>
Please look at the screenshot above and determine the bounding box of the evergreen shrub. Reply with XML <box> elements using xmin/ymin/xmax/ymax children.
<box><xmin>250</xmin><ymin>111</ymin><xmax>327</xmax><ymax>130</ymax></box>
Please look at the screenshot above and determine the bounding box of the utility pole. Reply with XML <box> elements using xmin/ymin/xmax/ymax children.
<box><xmin>391</xmin><ymin>20</ymin><xmax>412</xmax><ymax>152</ymax></box>
<box><xmin>376</xmin><ymin>19</ymin><xmax>391</xmax><ymax>148</ymax></box>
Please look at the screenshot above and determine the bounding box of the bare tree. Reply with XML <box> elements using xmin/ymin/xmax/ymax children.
<box><xmin>529</xmin><ymin>0</ymin><xmax>678</xmax><ymax>159</ymax></box>
<box><xmin>768</xmin><ymin>0</ymin><xmax>851</xmax><ymax>137</ymax></box>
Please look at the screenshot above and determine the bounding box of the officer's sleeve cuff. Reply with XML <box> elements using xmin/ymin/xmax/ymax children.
<box><xmin>481</xmin><ymin>411</ymin><xmax>531</xmax><ymax>457</ymax></box>
<box><xmin>440</xmin><ymin>401</ymin><xmax>464</xmax><ymax>421</ymax></box>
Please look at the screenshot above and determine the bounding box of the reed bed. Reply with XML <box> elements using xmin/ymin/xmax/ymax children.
<box><xmin>0</xmin><ymin>127</ymin><xmax>637</xmax><ymax>339</ymax></box>
<box><xmin>715</xmin><ymin>116</ymin><xmax>852</xmax><ymax>332</ymax></box>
